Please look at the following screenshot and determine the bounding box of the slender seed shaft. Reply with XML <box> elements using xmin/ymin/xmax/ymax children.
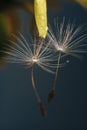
<box><xmin>31</xmin><ymin>64</ymin><xmax>46</xmax><ymax>117</ymax></box>
<box><xmin>53</xmin><ymin>52</ymin><xmax>61</xmax><ymax>90</ymax></box>
<box><xmin>48</xmin><ymin>52</ymin><xmax>61</xmax><ymax>103</ymax></box>
<box><xmin>31</xmin><ymin>64</ymin><xmax>41</xmax><ymax>103</ymax></box>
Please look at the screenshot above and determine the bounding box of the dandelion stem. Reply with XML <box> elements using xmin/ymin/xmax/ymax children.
<box><xmin>31</xmin><ymin>64</ymin><xmax>41</xmax><ymax>103</ymax></box>
<box><xmin>48</xmin><ymin>52</ymin><xmax>61</xmax><ymax>103</ymax></box>
<box><xmin>31</xmin><ymin>64</ymin><xmax>46</xmax><ymax>117</ymax></box>
<box><xmin>53</xmin><ymin>52</ymin><xmax>61</xmax><ymax>90</ymax></box>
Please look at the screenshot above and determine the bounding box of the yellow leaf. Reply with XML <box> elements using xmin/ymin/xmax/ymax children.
<box><xmin>75</xmin><ymin>0</ymin><xmax>87</xmax><ymax>9</ymax></box>
<box><xmin>34</xmin><ymin>0</ymin><xmax>48</xmax><ymax>38</ymax></box>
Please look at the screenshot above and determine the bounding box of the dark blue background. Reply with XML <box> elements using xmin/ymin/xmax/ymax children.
<box><xmin>0</xmin><ymin>2</ymin><xmax>87</xmax><ymax>130</ymax></box>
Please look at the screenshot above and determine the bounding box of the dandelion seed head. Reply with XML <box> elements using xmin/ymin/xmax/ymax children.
<box><xmin>32</xmin><ymin>56</ymin><xmax>39</xmax><ymax>63</ymax></box>
<box><xmin>47</xmin><ymin>17</ymin><xmax>87</xmax><ymax>58</ymax></box>
<box><xmin>57</xmin><ymin>45</ymin><xmax>65</xmax><ymax>52</ymax></box>
<box><xmin>47</xmin><ymin>18</ymin><xmax>87</xmax><ymax>103</ymax></box>
<box><xmin>2</xmin><ymin>32</ymin><xmax>57</xmax><ymax>73</ymax></box>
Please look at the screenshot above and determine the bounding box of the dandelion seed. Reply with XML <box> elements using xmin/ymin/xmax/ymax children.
<box><xmin>2</xmin><ymin>32</ymin><xmax>57</xmax><ymax>116</ymax></box>
<box><xmin>47</xmin><ymin>17</ymin><xmax>87</xmax><ymax>102</ymax></box>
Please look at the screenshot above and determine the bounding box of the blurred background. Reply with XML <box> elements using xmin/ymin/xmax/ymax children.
<box><xmin>0</xmin><ymin>0</ymin><xmax>87</xmax><ymax>130</ymax></box>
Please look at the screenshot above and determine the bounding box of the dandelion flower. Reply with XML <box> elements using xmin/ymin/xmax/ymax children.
<box><xmin>2</xmin><ymin>32</ymin><xmax>57</xmax><ymax>116</ymax></box>
<box><xmin>47</xmin><ymin>18</ymin><xmax>87</xmax><ymax>102</ymax></box>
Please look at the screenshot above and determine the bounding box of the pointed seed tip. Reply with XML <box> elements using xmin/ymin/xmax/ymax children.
<box><xmin>39</xmin><ymin>102</ymin><xmax>46</xmax><ymax>117</ymax></box>
<box><xmin>48</xmin><ymin>89</ymin><xmax>56</xmax><ymax>103</ymax></box>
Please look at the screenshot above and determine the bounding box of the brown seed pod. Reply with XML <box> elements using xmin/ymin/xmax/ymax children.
<box><xmin>39</xmin><ymin>102</ymin><xmax>46</xmax><ymax>117</ymax></box>
<box><xmin>48</xmin><ymin>89</ymin><xmax>56</xmax><ymax>103</ymax></box>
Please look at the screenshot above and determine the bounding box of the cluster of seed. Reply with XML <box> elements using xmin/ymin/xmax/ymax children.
<box><xmin>3</xmin><ymin>18</ymin><xmax>87</xmax><ymax>117</ymax></box>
